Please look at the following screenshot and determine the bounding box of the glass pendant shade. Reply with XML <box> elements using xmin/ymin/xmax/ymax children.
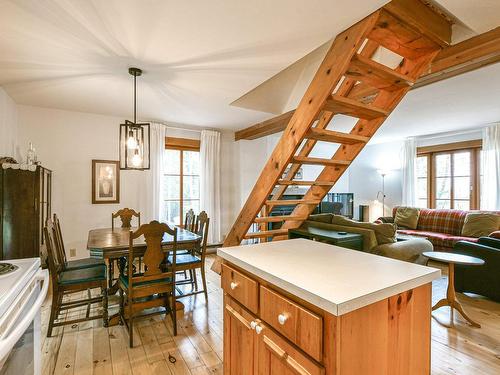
<box><xmin>119</xmin><ymin>67</ymin><xmax>150</xmax><ymax>170</ymax></box>
<box><xmin>120</xmin><ymin>120</ymin><xmax>150</xmax><ymax>170</ymax></box>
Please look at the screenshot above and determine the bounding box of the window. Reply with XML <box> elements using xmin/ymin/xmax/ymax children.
<box><xmin>416</xmin><ymin>141</ymin><xmax>482</xmax><ymax>210</ymax></box>
<box><xmin>163</xmin><ymin>137</ymin><xmax>200</xmax><ymax>226</ymax></box>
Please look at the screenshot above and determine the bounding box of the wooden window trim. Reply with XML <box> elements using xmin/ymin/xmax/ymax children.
<box><xmin>165</xmin><ymin>137</ymin><xmax>200</xmax><ymax>152</ymax></box>
<box><xmin>417</xmin><ymin>140</ymin><xmax>482</xmax><ymax>210</ymax></box>
<box><xmin>417</xmin><ymin>139</ymin><xmax>482</xmax><ymax>155</ymax></box>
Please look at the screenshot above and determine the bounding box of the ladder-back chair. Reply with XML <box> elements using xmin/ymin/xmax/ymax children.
<box><xmin>52</xmin><ymin>214</ymin><xmax>104</xmax><ymax>270</ymax></box>
<box><xmin>170</xmin><ymin>211</ymin><xmax>209</xmax><ymax>299</ymax></box>
<box><xmin>184</xmin><ymin>209</ymin><xmax>196</xmax><ymax>232</ymax></box>
<box><xmin>45</xmin><ymin>219</ymin><xmax>108</xmax><ymax>337</ymax></box>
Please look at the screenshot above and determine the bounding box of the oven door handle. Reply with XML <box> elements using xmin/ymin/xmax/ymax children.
<box><xmin>0</xmin><ymin>269</ymin><xmax>49</xmax><ymax>362</ymax></box>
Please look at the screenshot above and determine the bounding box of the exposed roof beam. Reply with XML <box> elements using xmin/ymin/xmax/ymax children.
<box><xmin>234</xmin><ymin>26</ymin><xmax>500</xmax><ymax>141</ymax></box>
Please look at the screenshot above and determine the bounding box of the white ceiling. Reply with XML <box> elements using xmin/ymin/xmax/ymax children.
<box><xmin>0</xmin><ymin>0</ymin><xmax>498</xmax><ymax>140</ymax></box>
<box><xmin>0</xmin><ymin>0</ymin><xmax>386</xmax><ymax>129</ymax></box>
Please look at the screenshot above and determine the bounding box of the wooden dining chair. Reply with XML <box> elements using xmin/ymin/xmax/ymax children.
<box><xmin>170</xmin><ymin>211</ymin><xmax>209</xmax><ymax>299</ymax></box>
<box><xmin>184</xmin><ymin>209</ymin><xmax>196</xmax><ymax>232</ymax></box>
<box><xmin>112</xmin><ymin>208</ymin><xmax>141</xmax><ymax>229</ymax></box>
<box><xmin>52</xmin><ymin>214</ymin><xmax>104</xmax><ymax>270</ymax></box>
<box><xmin>118</xmin><ymin>221</ymin><xmax>178</xmax><ymax>347</ymax></box>
<box><xmin>45</xmin><ymin>219</ymin><xmax>108</xmax><ymax>337</ymax></box>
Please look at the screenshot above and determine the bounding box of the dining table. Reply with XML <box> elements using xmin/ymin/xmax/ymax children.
<box><xmin>86</xmin><ymin>226</ymin><xmax>202</xmax><ymax>325</ymax></box>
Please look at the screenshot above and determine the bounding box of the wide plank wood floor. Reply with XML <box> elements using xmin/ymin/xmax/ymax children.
<box><xmin>41</xmin><ymin>256</ymin><xmax>500</xmax><ymax>375</ymax></box>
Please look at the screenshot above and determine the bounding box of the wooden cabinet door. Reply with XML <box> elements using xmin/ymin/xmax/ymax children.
<box><xmin>1</xmin><ymin>169</ymin><xmax>37</xmax><ymax>259</ymax></box>
<box><xmin>256</xmin><ymin>323</ymin><xmax>323</xmax><ymax>375</ymax></box>
<box><xmin>224</xmin><ymin>297</ymin><xmax>258</xmax><ymax>375</ymax></box>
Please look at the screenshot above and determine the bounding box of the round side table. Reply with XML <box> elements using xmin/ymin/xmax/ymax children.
<box><xmin>423</xmin><ymin>251</ymin><xmax>485</xmax><ymax>328</ymax></box>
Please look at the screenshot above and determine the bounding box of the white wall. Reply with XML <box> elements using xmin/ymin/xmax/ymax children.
<box><xmin>0</xmin><ymin>88</ymin><xmax>19</xmax><ymax>159</ymax></box>
<box><xmin>17</xmin><ymin>105</ymin><xmax>238</xmax><ymax>258</ymax></box>
<box><xmin>349</xmin><ymin>140</ymin><xmax>404</xmax><ymax>221</ymax></box>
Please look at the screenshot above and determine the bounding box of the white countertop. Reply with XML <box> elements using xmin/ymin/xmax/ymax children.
<box><xmin>217</xmin><ymin>239</ymin><xmax>440</xmax><ymax>316</ymax></box>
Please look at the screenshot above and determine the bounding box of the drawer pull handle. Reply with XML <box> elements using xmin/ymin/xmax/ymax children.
<box><xmin>230</xmin><ymin>281</ymin><xmax>238</xmax><ymax>290</ymax></box>
<box><xmin>250</xmin><ymin>321</ymin><xmax>258</xmax><ymax>330</ymax></box>
<box><xmin>255</xmin><ymin>324</ymin><xmax>263</xmax><ymax>335</ymax></box>
<box><xmin>278</xmin><ymin>314</ymin><xmax>288</xmax><ymax>325</ymax></box>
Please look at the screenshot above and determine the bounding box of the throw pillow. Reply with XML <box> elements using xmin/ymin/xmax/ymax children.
<box><xmin>394</xmin><ymin>207</ymin><xmax>420</xmax><ymax>229</ymax></box>
<box><xmin>462</xmin><ymin>213</ymin><xmax>500</xmax><ymax>238</ymax></box>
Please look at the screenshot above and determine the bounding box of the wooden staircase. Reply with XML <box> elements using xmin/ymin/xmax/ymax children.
<box><xmin>213</xmin><ymin>0</ymin><xmax>451</xmax><ymax>272</ymax></box>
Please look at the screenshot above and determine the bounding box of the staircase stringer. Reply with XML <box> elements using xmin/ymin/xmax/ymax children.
<box><xmin>269</xmin><ymin>40</ymin><xmax>380</xmax><ymax>203</ymax></box>
<box><xmin>276</xmin><ymin>51</ymin><xmax>441</xmax><ymax>237</ymax></box>
<box><xmin>220</xmin><ymin>12</ymin><xmax>381</xmax><ymax>250</ymax></box>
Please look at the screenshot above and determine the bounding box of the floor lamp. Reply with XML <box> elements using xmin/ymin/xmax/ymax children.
<box><xmin>376</xmin><ymin>169</ymin><xmax>389</xmax><ymax>217</ymax></box>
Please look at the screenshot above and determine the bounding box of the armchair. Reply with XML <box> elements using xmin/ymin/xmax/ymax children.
<box><xmin>453</xmin><ymin>237</ymin><xmax>500</xmax><ymax>302</ymax></box>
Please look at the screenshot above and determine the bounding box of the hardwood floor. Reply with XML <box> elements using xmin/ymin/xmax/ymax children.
<box><xmin>41</xmin><ymin>256</ymin><xmax>500</xmax><ymax>375</ymax></box>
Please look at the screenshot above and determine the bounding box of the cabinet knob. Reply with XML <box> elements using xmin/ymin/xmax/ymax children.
<box><xmin>278</xmin><ymin>314</ymin><xmax>288</xmax><ymax>325</ymax></box>
<box><xmin>250</xmin><ymin>321</ymin><xmax>258</xmax><ymax>330</ymax></box>
<box><xmin>255</xmin><ymin>324</ymin><xmax>263</xmax><ymax>335</ymax></box>
<box><xmin>230</xmin><ymin>282</ymin><xmax>238</xmax><ymax>290</ymax></box>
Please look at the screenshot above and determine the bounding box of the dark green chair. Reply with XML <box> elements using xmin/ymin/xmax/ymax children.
<box><xmin>45</xmin><ymin>219</ymin><xmax>108</xmax><ymax>337</ymax></box>
<box><xmin>454</xmin><ymin>237</ymin><xmax>499</xmax><ymax>302</ymax></box>
<box><xmin>53</xmin><ymin>214</ymin><xmax>104</xmax><ymax>271</ymax></box>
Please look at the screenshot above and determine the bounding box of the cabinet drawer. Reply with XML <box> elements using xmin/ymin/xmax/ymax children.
<box><xmin>257</xmin><ymin>322</ymin><xmax>324</xmax><ymax>375</ymax></box>
<box><xmin>221</xmin><ymin>263</ymin><xmax>259</xmax><ymax>313</ymax></box>
<box><xmin>260</xmin><ymin>285</ymin><xmax>323</xmax><ymax>362</ymax></box>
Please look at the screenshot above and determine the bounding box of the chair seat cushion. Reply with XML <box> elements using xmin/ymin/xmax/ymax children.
<box><xmin>119</xmin><ymin>274</ymin><xmax>173</xmax><ymax>289</ymax></box>
<box><xmin>65</xmin><ymin>257</ymin><xmax>105</xmax><ymax>270</ymax></box>
<box><xmin>168</xmin><ymin>254</ymin><xmax>201</xmax><ymax>265</ymax></box>
<box><xmin>59</xmin><ymin>265</ymin><xmax>106</xmax><ymax>285</ymax></box>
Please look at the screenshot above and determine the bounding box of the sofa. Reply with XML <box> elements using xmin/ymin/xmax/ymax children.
<box><xmin>303</xmin><ymin>214</ymin><xmax>432</xmax><ymax>264</ymax></box>
<box><xmin>454</xmin><ymin>237</ymin><xmax>500</xmax><ymax>302</ymax></box>
<box><xmin>379</xmin><ymin>207</ymin><xmax>500</xmax><ymax>252</ymax></box>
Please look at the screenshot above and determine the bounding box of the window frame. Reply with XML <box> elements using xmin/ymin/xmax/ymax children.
<box><xmin>164</xmin><ymin>137</ymin><xmax>201</xmax><ymax>227</ymax></box>
<box><xmin>417</xmin><ymin>140</ymin><xmax>482</xmax><ymax>210</ymax></box>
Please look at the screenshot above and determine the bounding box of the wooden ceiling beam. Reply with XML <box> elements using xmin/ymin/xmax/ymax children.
<box><xmin>235</xmin><ymin>26</ymin><xmax>500</xmax><ymax>141</ymax></box>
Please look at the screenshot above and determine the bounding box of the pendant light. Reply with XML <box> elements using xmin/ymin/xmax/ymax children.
<box><xmin>119</xmin><ymin>67</ymin><xmax>150</xmax><ymax>170</ymax></box>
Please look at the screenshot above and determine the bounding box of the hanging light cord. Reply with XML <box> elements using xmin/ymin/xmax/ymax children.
<box><xmin>133</xmin><ymin>71</ymin><xmax>137</xmax><ymax>124</ymax></box>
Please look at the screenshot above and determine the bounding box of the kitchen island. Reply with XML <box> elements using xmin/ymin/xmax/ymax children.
<box><xmin>218</xmin><ymin>238</ymin><xmax>440</xmax><ymax>375</ymax></box>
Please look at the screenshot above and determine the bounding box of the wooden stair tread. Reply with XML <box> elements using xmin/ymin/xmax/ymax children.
<box><xmin>244</xmin><ymin>229</ymin><xmax>289</xmax><ymax>239</ymax></box>
<box><xmin>292</xmin><ymin>156</ymin><xmax>351</xmax><ymax>166</ymax></box>
<box><xmin>254</xmin><ymin>215</ymin><xmax>306</xmax><ymax>223</ymax></box>
<box><xmin>276</xmin><ymin>180</ymin><xmax>333</xmax><ymax>186</ymax></box>
<box><xmin>368</xmin><ymin>10</ymin><xmax>441</xmax><ymax>60</ymax></box>
<box><xmin>323</xmin><ymin>95</ymin><xmax>389</xmax><ymax>120</ymax></box>
<box><xmin>306</xmin><ymin>128</ymin><xmax>370</xmax><ymax>144</ymax></box>
<box><xmin>346</xmin><ymin>54</ymin><xmax>415</xmax><ymax>91</ymax></box>
<box><xmin>265</xmin><ymin>199</ymin><xmax>320</xmax><ymax>206</ymax></box>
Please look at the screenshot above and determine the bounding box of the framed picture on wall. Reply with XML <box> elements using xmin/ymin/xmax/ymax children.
<box><xmin>92</xmin><ymin>160</ymin><xmax>120</xmax><ymax>204</ymax></box>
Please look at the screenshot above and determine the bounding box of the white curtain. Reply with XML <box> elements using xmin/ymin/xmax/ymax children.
<box><xmin>481</xmin><ymin>123</ymin><xmax>500</xmax><ymax>210</ymax></box>
<box><xmin>200</xmin><ymin>130</ymin><xmax>221</xmax><ymax>244</ymax></box>
<box><xmin>144</xmin><ymin>122</ymin><xmax>167</xmax><ymax>223</ymax></box>
<box><xmin>401</xmin><ymin>137</ymin><xmax>417</xmax><ymax>207</ymax></box>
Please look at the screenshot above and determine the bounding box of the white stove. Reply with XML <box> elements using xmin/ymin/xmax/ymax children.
<box><xmin>0</xmin><ymin>258</ymin><xmax>49</xmax><ymax>375</ymax></box>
